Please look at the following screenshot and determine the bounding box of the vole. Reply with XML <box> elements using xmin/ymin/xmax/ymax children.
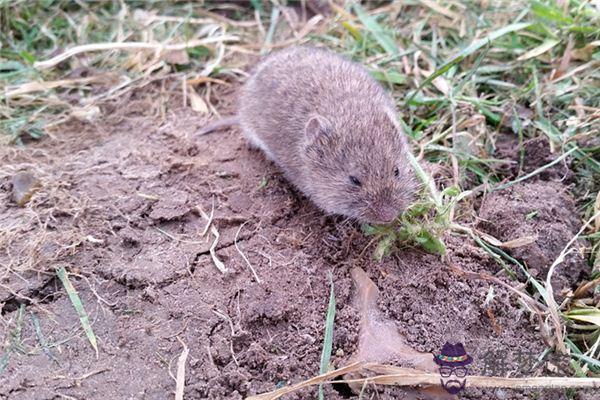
<box><xmin>199</xmin><ymin>46</ymin><xmax>416</xmax><ymax>224</ymax></box>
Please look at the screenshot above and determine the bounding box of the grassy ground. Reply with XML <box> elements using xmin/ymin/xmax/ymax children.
<box><xmin>1</xmin><ymin>0</ymin><xmax>599</xmax><ymax>394</ymax></box>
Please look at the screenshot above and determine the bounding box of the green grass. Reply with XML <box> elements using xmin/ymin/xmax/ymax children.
<box><xmin>0</xmin><ymin>304</ymin><xmax>25</xmax><ymax>374</ymax></box>
<box><xmin>318</xmin><ymin>272</ymin><xmax>336</xmax><ymax>400</ymax></box>
<box><xmin>56</xmin><ymin>266</ymin><xmax>98</xmax><ymax>357</ymax></box>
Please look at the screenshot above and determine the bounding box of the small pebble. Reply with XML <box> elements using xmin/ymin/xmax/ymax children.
<box><xmin>12</xmin><ymin>171</ymin><xmax>40</xmax><ymax>207</ymax></box>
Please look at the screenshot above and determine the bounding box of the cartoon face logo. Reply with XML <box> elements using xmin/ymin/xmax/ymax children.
<box><xmin>434</xmin><ymin>342</ymin><xmax>473</xmax><ymax>395</ymax></box>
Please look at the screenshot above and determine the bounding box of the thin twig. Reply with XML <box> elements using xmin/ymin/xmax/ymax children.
<box><xmin>235</xmin><ymin>221</ymin><xmax>261</xmax><ymax>283</ymax></box>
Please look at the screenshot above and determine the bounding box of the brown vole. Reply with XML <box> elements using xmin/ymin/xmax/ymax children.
<box><xmin>200</xmin><ymin>46</ymin><xmax>416</xmax><ymax>224</ymax></box>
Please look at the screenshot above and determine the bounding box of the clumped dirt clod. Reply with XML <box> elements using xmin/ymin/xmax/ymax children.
<box><xmin>0</xmin><ymin>86</ymin><xmax>594</xmax><ymax>400</ymax></box>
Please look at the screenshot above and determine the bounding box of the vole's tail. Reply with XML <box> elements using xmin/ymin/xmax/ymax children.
<box><xmin>197</xmin><ymin>116</ymin><xmax>240</xmax><ymax>136</ymax></box>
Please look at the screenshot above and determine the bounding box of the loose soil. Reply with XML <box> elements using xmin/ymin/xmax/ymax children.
<box><xmin>0</xmin><ymin>84</ymin><xmax>594</xmax><ymax>400</ymax></box>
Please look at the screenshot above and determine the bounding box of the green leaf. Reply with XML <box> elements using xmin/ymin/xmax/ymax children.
<box><xmin>0</xmin><ymin>61</ymin><xmax>26</xmax><ymax>72</ymax></box>
<box><xmin>0</xmin><ymin>304</ymin><xmax>25</xmax><ymax>374</ymax></box>
<box><xmin>30</xmin><ymin>312</ymin><xmax>57</xmax><ymax>363</ymax></box>
<box><xmin>565</xmin><ymin>308</ymin><xmax>600</xmax><ymax>327</ymax></box>
<box><xmin>56</xmin><ymin>266</ymin><xmax>99</xmax><ymax>357</ymax></box>
<box><xmin>249</xmin><ymin>0</ymin><xmax>263</xmax><ymax>14</ymax></box>
<box><xmin>342</xmin><ymin>21</ymin><xmax>362</xmax><ymax>42</ymax></box>
<box><xmin>362</xmin><ymin>223</ymin><xmax>392</xmax><ymax>236</ymax></box>
<box><xmin>353</xmin><ymin>3</ymin><xmax>398</xmax><ymax>56</ymax></box>
<box><xmin>416</xmin><ymin>229</ymin><xmax>446</xmax><ymax>255</ymax></box>
<box><xmin>531</xmin><ymin>1</ymin><xmax>573</xmax><ymax>25</ymax></box>
<box><xmin>370</xmin><ymin>70</ymin><xmax>406</xmax><ymax>85</ymax></box>
<box><xmin>19</xmin><ymin>50</ymin><xmax>36</xmax><ymax>64</ymax></box>
<box><xmin>404</xmin><ymin>203</ymin><xmax>431</xmax><ymax>218</ymax></box>
<box><xmin>534</xmin><ymin>118</ymin><xmax>562</xmax><ymax>143</ymax></box>
<box><xmin>374</xmin><ymin>234</ymin><xmax>395</xmax><ymax>261</ymax></box>
<box><xmin>441</xmin><ymin>186</ymin><xmax>460</xmax><ymax>197</ymax></box>
<box><xmin>318</xmin><ymin>273</ymin><xmax>336</xmax><ymax>400</ymax></box>
<box><xmin>362</xmin><ymin>224</ymin><xmax>378</xmax><ymax>236</ymax></box>
<box><xmin>0</xmin><ymin>352</ymin><xmax>8</xmax><ymax>375</ymax></box>
<box><xmin>257</xmin><ymin>176</ymin><xmax>268</xmax><ymax>189</ymax></box>
<box><xmin>570</xmin><ymin>352</ymin><xmax>600</xmax><ymax>370</ymax></box>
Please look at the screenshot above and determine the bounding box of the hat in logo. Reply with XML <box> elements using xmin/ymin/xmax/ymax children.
<box><xmin>433</xmin><ymin>342</ymin><xmax>473</xmax><ymax>367</ymax></box>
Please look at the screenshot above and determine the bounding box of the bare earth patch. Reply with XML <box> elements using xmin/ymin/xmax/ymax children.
<box><xmin>0</xmin><ymin>87</ymin><xmax>594</xmax><ymax>399</ymax></box>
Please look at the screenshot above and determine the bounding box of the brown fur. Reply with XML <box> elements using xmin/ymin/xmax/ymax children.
<box><xmin>238</xmin><ymin>46</ymin><xmax>417</xmax><ymax>224</ymax></box>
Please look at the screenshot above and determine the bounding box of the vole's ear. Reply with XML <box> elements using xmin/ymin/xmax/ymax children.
<box><xmin>385</xmin><ymin>108</ymin><xmax>403</xmax><ymax>132</ymax></box>
<box><xmin>385</xmin><ymin>108</ymin><xmax>409</xmax><ymax>146</ymax></box>
<box><xmin>304</xmin><ymin>114</ymin><xmax>332</xmax><ymax>145</ymax></box>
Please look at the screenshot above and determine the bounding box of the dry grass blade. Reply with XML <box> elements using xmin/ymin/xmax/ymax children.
<box><xmin>517</xmin><ymin>39</ymin><xmax>561</xmax><ymax>61</ymax></box>
<box><xmin>4</xmin><ymin>75</ymin><xmax>117</xmax><ymax>98</ymax></box>
<box><xmin>475</xmin><ymin>230</ymin><xmax>538</xmax><ymax>249</ymax></box>
<box><xmin>245</xmin><ymin>362</ymin><xmax>363</xmax><ymax>400</ymax></box>
<box><xmin>544</xmin><ymin>210</ymin><xmax>600</xmax><ymax>353</ymax></box>
<box><xmin>56</xmin><ymin>266</ymin><xmax>98</xmax><ymax>357</ymax></box>
<box><xmin>188</xmin><ymin>86</ymin><xmax>209</xmax><ymax>114</ymax></box>
<box><xmin>186</xmin><ymin>76</ymin><xmax>229</xmax><ymax>86</ymax></box>
<box><xmin>175</xmin><ymin>338</ymin><xmax>189</xmax><ymax>400</ymax></box>
<box><xmin>551</xmin><ymin>60</ymin><xmax>599</xmax><ymax>84</ymax></box>
<box><xmin>573</xmin><ymin>276</ymin><xmax>600</xmax><ymax>298</ymax></box>
<box><xmin>418</xmin><ymin>0</ymin><xmax>459</xmax><ymax>20</ymax></box>
<box><xmin>196</xmin><ymin>205</ymin><xmax>226</xmax><ymax>273</ymax></box>
<box><xmin>595</xmin><ymin>191</ymin><xmax>600</xmax><ymax>232</ymax></box>
<box><xmin>248</xmin><ymin>362</ymin><xmax>600</xmax><ymax>399</ymax></box>
<box><xmin>33</xmin><ymin>37</ymin><xmax>239</xmax><ymax>70</ymax></box>
<box><xmin>353</xmin><ymin>363</ymin><xmax>600</xmax><ymax>389</ymax></box>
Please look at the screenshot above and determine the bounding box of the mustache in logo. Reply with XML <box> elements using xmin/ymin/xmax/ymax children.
<box><xmin>441</xmin><ymin>379</ymin><xmax>466</xmax><ymax>395</ymax></box>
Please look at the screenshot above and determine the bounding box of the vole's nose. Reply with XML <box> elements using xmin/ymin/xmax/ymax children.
<box><xmin>372</xmin><ymin>206</ymin><xmax>398</xmax><ymax>224</ymax></box>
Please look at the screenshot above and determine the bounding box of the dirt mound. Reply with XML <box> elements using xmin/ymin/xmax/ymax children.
<box><xmin>478</xmin><ymin>181</ymin><xmax>588</xmax><ymax>295</ymax></box>
<box><xmin>494</xmin><ymin>135</ymin><xmax>573</xmax><ymax>181</ymax></box>
<box><xmin>0</xmin><ymin>87</ymin><xmax>593</xmax><ymax>399</ymax></box>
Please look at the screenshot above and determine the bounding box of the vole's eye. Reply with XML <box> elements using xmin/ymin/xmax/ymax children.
<box><xmin>394</xmin><ymin>167</ymin><xmax>400</xmax><ymax>177</ymax></box>
<box><xmin>349</xmin><ymin>176</ymin><xmax>362</xmax><ymax>187</ymax></box>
